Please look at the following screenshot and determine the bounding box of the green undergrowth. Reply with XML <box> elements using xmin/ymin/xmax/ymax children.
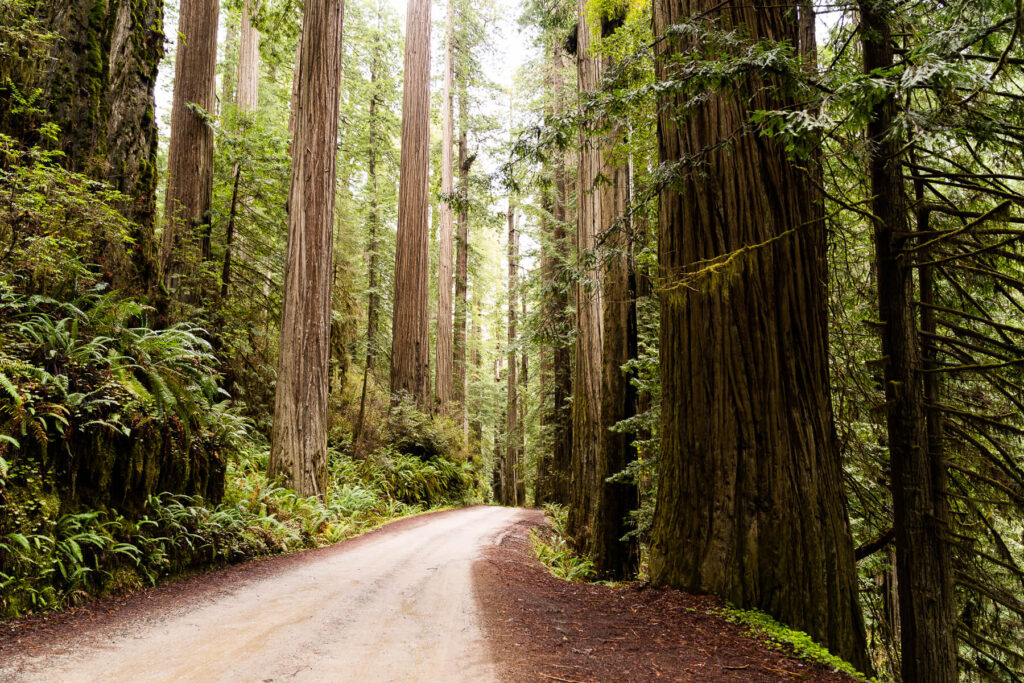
<box><xmin>0</xmin><ymin>441</ymin><xmax>480</xmax><ymax>619</ymax></box>
<box><xmin>715</xmin><ymin>607</ymin><xmax>878</xmax><ymax>682</ymax></box>
<box><xmin>529</xmin><ymin>503</ymin><xmax>597</xmax><ymax>582</ymax></box>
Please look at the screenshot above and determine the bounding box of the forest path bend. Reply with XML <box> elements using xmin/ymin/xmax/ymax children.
<box><xmin>1</xmin><ymin>505</ymin><xmax>528</xmax><ymax>683</ymax></box>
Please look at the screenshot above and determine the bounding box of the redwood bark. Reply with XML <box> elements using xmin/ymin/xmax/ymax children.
<box><xmin>649</xmin><ymin>0</ymin><xmax>868</xmax><ymax>669</ymax></box>
<box><xmin>453</xmin><ymin>82</ymin><xmax>472</xmax><ymax>440</ymax></box>
<box><xmin>267</xmin><ymin>0</ymin><xmax>345</xmax><ymax>497</ymax></box>
<box><xmin>434</xmin><ymin>0</ymin><xmax>456</xmax><ymax>415</ymax></box>
<box><xmin>860</xmin><ymin>1</ymin><xmax>956</xmax><ymax>679</ymax></box>
<box><xmin>505</xmin><ymin>203</ymin><xmax>520</xmax><ymax>507</ymax></box>
<box><xmin>567</xmin><ymin>7</ymin><xmax>604</xmax><ymax>550</ymax></box>
<box><xmin>390</xmin><ymin>0</ymin><xmax>432</xmax><ymax>409</ymax></box>
<box><xmin>160</xmin><ymin>0</ymin><xmax>219</xmax><ymax>293</ymax></box>
<box><xmin>236</xmin><ymin>0</ymin><xmax>260</xmax><ymax>112</ymax></box>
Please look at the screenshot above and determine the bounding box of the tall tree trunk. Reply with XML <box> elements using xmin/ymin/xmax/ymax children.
<box><xmin>434</xmin><ymin>0</ymin><xmax>456</xmax><ymax>415</ymax></box>
<box><xmin>592</xmin><ymin>138</ymin><xmax>638</xmax><ymax>579</ymax></box>
<box><xmin>649</xmin><ymin>0</ymin><xmax>868</xmax><ymax>669</ymax></box>
<box><xmin>355</xmin><ymin>35</ymin><xmax>382</xmax><ymax>448</ymax></box>
<box><xmin>519</xmin><ymin>298</ymin><xmax>528</xmax><ymax>505</ymax></box>
<box><xmin>506</xmin><ymin>203</ymin><xmax>520</xmax><ymax>507</ymax></box>
<box><xmin>469</xmin><ymin>295</ymin><xmax>484</xmax><ymax>453</ymax></box>
<box><xmin>267</xmin><ymin>0</ymin><xmax>345</xmax><ymax>497</ymax></box>
<box><xmin>859</xmin><ymin>2</ymin><xmax>956</xmax><ymax>679</ymax></box>
<box><xmin>221</xmin><ymin>0</ymin><xmax>260</xmax><ymax>301</ymax></box>
<box><xmin>551</xmin><ymin>44</ymin><xmax>573</xmax><ymax>506</ymax></box>
<box><xmin>537</xmin><ymin>185</ymin><xmax>555</xmax><ymax>507</ymax></box>
<box><xmin>160</xmin><ymin>0</ymin><xmax>219</xmax><ymax>297</ymax></box>
<box><xmin>390</xmin><ymin>0</ymin><xmax>432</xmax><ymax>409</ymax></box>
<box><xmin>567</xmin><ymin>7</ymin><xmax>604</xmax><ymax>549</ymax></box>
<box><xmin>237</xmin><ymin>0</ymin><xmax>260</xmax><ymax>112</ymax></box>
<box><xmin>453</xmin><ymin>81</ymin><xmax>472</xmax><ymax>441</ymax></box>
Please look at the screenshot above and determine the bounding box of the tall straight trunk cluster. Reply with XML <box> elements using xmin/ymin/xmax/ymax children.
<box><xmin>859</xmin><ymin>1</ymin><xmax>956</xmax><ymax>679</ymax></box>
<box><xmin>389</xmin><ymin>0</ymin><xmax>432</xmax><ymax>409</ymax></box>
<box><xmin>648</xmin><ymin>0</ymin><xmax>868</xmax><ymax>669</ymax></box>
<box><xmin>452</xmin><ymin>83</ymin><xmax>473</xmax><ymax>441</ymax></box>
<box><xmin>160</xmin><ymin>0</ymin><xmax>219</xmax><ymax>297</ymax></box>
<box><xmin>434</xmin><ymin>1</ymin><xmax>456</xmax><ymax>416</ymax></box>
<box><xmin>267</xmin><ymin>0</ymin><xmax>345</xmax><ymax>497</ymax></box>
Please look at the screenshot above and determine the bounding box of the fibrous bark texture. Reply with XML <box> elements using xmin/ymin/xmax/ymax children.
<box><xmin>859</xmin><ymin>1</ymin><xmax>956</xmax><ymax>679</ymax></box>
<box><xmin>649</xmin><ymin>0</ymin><xmax>868</xmax><ymax>670</ymax></box>
<box><xmin>267</xmin><ymin>0</ymin><xmax>345</xmax><ymax>497</ymax></box>
<box><xmin>453</xmin><ymin>83</ymin><xmax>472</xmax><ymax>441</ymax></box>
<box><xmin>434</xmin><ymin>1</ymin><xmax>456</xmax><ymax>415</ymax></box>
<box><xmin>567</xmin><ymin>7</ymin><xmax>604</xmax><ymax>550</ymax></box>
<box><xmin>160</xmin><ymin>0</ymin><xmax>219</xmax><ymax>294</ymax></box>
<box><xmin>389</xmin><ymin>0</ymin><xmax>432</xmax><ymax>409</ymax></box>
<box><xmin>505</xmin><ymin>204</ymin><xmax>520</xmax><ymax>507</ymax></box>
<box><xmin>236</xmin><ymin>0</ymin><xmax>260</xmax><ymax>112</ymax></box>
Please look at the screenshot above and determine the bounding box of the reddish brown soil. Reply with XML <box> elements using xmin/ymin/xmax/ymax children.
<box><xmin>473</xmin><ymin>510</ymin><xmax>858</xmax><ymax>683</ymax></box>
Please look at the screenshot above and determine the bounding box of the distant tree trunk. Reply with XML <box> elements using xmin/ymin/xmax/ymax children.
<box><xmin>567</xmin><ymin>7</ymin><xmax>604</xmax><ymax>549</ymax></box>
<box><xmin>434</xmin><ymin>0</ymin><xmax>456</xmax><ymax>415</ymax></box>
<box><xmin>237</xmin><ymin>0</ymin><xmax>260</xmax><ymax>112</ymax></box>
<box><xmin>592</xmin><ymin>141</ymin><xmax>638</xmax><ymax>579</ymax></box>
<box><xmin>519</xmin><ymin>298</ymin><xmax>528</xmax><ymax>504</ymax></box>
<box><xmin>453</xmin><ymin>83</ymin><xmax>472</xmax><ymax>441</ymax></box>
<box><xmin>267</xmin><ymin>0</ymin><xmax>345</xmax><ymax>497</ymax></box>
<box><xmin>649</xmin><ymin>0</ymin><xmax>868</xmax><ymax>669</ymax></box>
<box><xmin>469</xmin><ymin>297</ymin><xmax>484</xmax><ymax>453</ymax></box>
<box><xmin>859</xmin><ymin>1</ymin><xmax>956</xmax><ymax>679</ymax></box>
<box><xmin>355</xmin><ymin>43</ymin><xmax>382</xmax><ymax>448</ymax></box>
<box><xmin>221</xmin><ymin>0</ymin><xmax>260</xmax><ymax>301</ymax></box>
<box><xmin>550</xmin><ymin>44</ymin><xmax>573</xmax><ymax>506</ymax></box>
<box><xmin>288</xmin><ymin>28</ymin><xmax>302</xmax><ymax>140</ymax></box>
<box><xmin>537</xmin><ymin>186</ymin><xmax>555</xmax><ymax>507</ymax></box>
<box><xmin>390</xmin><ymin>0</ymin><xmax>432</xmax><ymax>409</ymax></box>
<box><xmin>505</xmin><ymin>203</ymin><xmax>520</xmax><ymax>507</ymax></box>
<box><xmin>160</xmin><ymin>0</ymin><xmax>219</xmax><ymax>296</ymax></box>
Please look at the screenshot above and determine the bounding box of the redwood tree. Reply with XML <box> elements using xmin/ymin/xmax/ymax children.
<box><xmin>648</xmin><ymin>0</ymin><xmax>868</xmax><ymax>669</ymax></box>
<box><xmin>434</xmin><ymin>0</ymin><xmax>456</xmax><ymax>415</ymax></box>
<box><xmin>267</xmin><ymin>0</ymin><xmax>345</xmax><ymax>497</ymax></box>
<box><xmin>160</xmin><ymin>0</ymin><xmax>220</xmax><ymax>296</ymax></box>
<box><xmin>390</xmin><ymin>0</ymin><xmax>432</xmax><ymax>408</ymax></box>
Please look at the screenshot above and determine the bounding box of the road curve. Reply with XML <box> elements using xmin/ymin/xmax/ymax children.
<box><xmin>1</xmin><ymin>505</ymin><xmax>529</xmax><ymax>683</ymax></box>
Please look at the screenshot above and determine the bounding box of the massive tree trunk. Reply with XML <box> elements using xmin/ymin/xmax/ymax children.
<box><xmin>453</xmin><ymin>81</ymin><xmax>472</xmax><ymax>441</ymax></box>
<box><xmin>7</xmin><ymin>0</ymin><xmax>163</xmax><ymax>291</ymax></box>
<box><xmin>434</xmin><ymin>0</ymin><xmax>456</xmax><ymax>415</ymax></box>
<box><xmin>505</xmin><ymin>203</ymin><xmax>520</xmax><ymax>507</ymax></box>
<box><xmin>592</xmin><ymin>144</ymin><xmax>638</xmax><ymax>579</ymax></box>
<box><xmin>567</xmin><ymin>6</ymin><xmax>604</xmax><ymax>550</ymax></box>
<box><xmin>390</xmin><ymin>0</ymin><xmax>432</xmax><ymax>409</ymax></box>
<box><xmin>859</xmin><ymin>1</ymin><xmax>957</xmax><ymax>679</ymax></box>
<box><xmin>267</xmin><ymin>0</ymin><xmax>345</xmax><ymax>497</ymax></box>
<box><xmin>160</xmin><ymin>0</ymin><xmax>219</xmax><ymax>297</ymax></box>
<box><xmin>649</xmin><ymin>0</ymin><xmax>868</xmax><ymax>669</ymax></box>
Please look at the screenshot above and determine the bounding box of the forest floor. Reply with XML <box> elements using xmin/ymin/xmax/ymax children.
<box><xmin>475</xmin><ymin>510</ymin><xmax>859</xmax><ymax>683</ymax></box>
<box><xmin>1</xmin><ymin>506</ymin><xmax>857</xmax><ymax>682</ymax></box>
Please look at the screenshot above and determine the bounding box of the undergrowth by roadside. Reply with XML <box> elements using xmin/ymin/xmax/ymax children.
<box><xmin>0</xmin><ymin>441</ymin><xmax>482</xmax><ymax>619</ymax></box>
<box><xmin>530</xmin><ymin>504</ymin><xmax>874</xmax><ymax>681</ymax></box>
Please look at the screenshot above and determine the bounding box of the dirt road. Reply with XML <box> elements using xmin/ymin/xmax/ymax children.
<box><xmin>1</xmin><ymin>506</ymin><xmax>528</xmax><ymax>683</ymax></box>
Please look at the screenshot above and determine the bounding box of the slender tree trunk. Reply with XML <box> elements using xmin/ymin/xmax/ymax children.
<box><xmin>355</xmin><ymin>38</ymin><xmax>382</xmax><ymax>448</ymax></box>
<box><xmin>860</xmin><ymin>1</ymin><xmax>956</xmax><ymax>679</ymax></box>
<box><xmin>592</xmin><ymin>138</ymin><xmax>638</xmax><ymax>579</ymax></box>
<box><xmin>649</xmin><ymin>0</ymin><xmax>868</xmax><ymax>669</ymax></box>
<box><xmin>537</xmin><ymin>185</ymin><xmax>555</xmax><ymax>507</ymax></box>
<box><xmin>551</xmin><ymin>44</ymin><xmax>573</xmax><ymax>506</ymax></box>
<box><xmin>469</xmin><ymin>296</ymin><xmax>484</xmax><ymax>453</ymax></box>
<box><xmin>453</xmin><ymin>82</ymin><xmax>472</xmax><ymax>441</ymax></box>
<box><xmin>267</xmin><ymin>0</ymin><xmax>345</xmax><ymax>497</ymax></box>
<box><xmin>160</xmin><ymin>0</ymin><xmax>219</xmax><ymax>296</ymax></box>
<box><xmin>567</xmin><ymin>7</ymin><xmax>604</xmax><ymax>549</ymax></box>
<box><xmin>390</xmin><ymin>0</ymin><xmax>432</xmax><ymax>409</ymax></box>
<box><xmin>519</xmin><ymin>298</ymin><xmax>528</xmax><ymax>504</ymax></box>
<box><xmin>434</xmin><ymin>0</ymin><xmax>456</xmax><ymax>415</ymax></box>
<box><xmin>506</xmin><ymin>203</ymin><xmax>520</xmax><ymax>507</ymax></box>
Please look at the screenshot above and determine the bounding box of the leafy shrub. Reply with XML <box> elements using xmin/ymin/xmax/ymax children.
<box><xmin>530</xmin><ymin>504</ymin><xmax>597</xmax><ymax>582</ymax></box>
